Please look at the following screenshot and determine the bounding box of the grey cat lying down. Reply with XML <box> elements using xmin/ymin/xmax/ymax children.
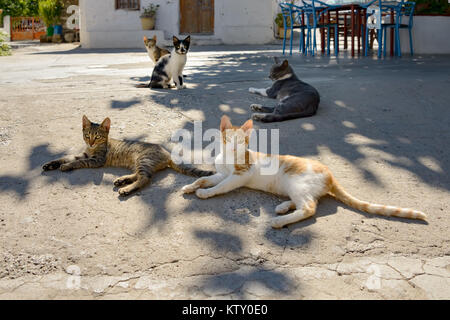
<box><xmin>249</xmin><ymin>58</ymin><xmax>320</xmax><ymax>122</ymax></box>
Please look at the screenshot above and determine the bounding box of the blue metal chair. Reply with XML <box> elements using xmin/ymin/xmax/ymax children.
<box><xmin>301</xmin><ymin>0</ymin><xmax>340</xmax><ymax>56</ymax></box>
<box><xmin>382</xmin><ymin>1</ymin><xmax>415</xmax><ymax>57</ymax></box>
<box><xmin>362</xmin><ymin>0</ymin><xmax>384</xmax><ymax>58</ymax></box>
<box><xmin>279</xmin><ymin>2</ymin><xmax>307</xmax><ymax>55</ymax></box>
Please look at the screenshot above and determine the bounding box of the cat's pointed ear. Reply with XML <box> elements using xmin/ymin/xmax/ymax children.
<box><xmin>82</xmin><ymin>115</ymin><xmax>91</xmax><ymax>129</ymax></box>
<box><xmin>184</xmin><ymin>35</ymin><xmax>191</xmax><ymax>43</ymax></box>
<box><xmin>143</xmin><ymin>36</ymin><xmax>148</xmax><ymax>42</ymax></box>
<box><xmin>152</xmin><ymin>35</ymin><xmax>157</xmax><ymax>41</ymax></box>
<box><xmin>241</xmin><ymin>119</ymin><xmax>253</xmax><ymax>135</ymax></box>
<box><xmin>101</xmin><ymin>117</ymin><xmax>111</xmax><ymax>133</ymax></box>
<box><xmin>172</xmin><ymin>36</ymin><xmax>180</xmax><ymax>45</ymax></box>
<box><xmin>281</xmin><ymin>59</ymin><xmax>289</xmax><ymax>68</ymax></box>
<box><xmin>274</xmin><ymin>57</ymin><xmax>280</xmax><ymax>64</ymax></box>
<box><xmin>220</xmin><ymin>115</ymin><xmax>233</xmax><ymax>132</ymax></box>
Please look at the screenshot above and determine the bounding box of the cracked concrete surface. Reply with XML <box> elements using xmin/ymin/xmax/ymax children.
<box><xmin>0</xmin><ymin>43</ymin><xmax>449</xmax><ymax>299</ymax></box>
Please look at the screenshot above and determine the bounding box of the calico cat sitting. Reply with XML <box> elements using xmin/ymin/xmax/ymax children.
<box><xmin>148</xmin><ymin>35</ymin><xmax>191</xmax><ymax>89</ymax></box>
<box><xmin>42</xmin><ymin>116</ymin><xmax>213</xmax><ymax>196</ymax></box>
<box><xmin>143</xmin><ymin>35</ymin><xmax>170</xmax><ymax>64</ymax></box>
<box><xmin>182</xmin><ymin>116</ymin><xmax>426</xmax><ymax>228</ymax></box>
<box><xmin>248</xmin><ymin>58</ymin><xmax>320</xmax><ymax>122</ymax></box>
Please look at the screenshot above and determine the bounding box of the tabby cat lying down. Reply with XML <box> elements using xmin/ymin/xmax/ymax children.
<box><xmin>42</xmin><ymin>116</ymin><xmax>213</xmax><ymax>196</ymax></box>
<box><xmin>182</xmin><ymin>116</ymin><xmax>427</xmax><ymax>228</ymax></box>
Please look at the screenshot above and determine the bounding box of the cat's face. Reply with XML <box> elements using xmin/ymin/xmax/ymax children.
<box><xmin>144</xmin><ymin>35</ymin><xmax>157</xmax><ymax>48</ymax></box>
<box><xmin>269</xmin><ymin>58</ymin><xmax>291</xmax><ymax>80</ymax></box>
<box><xmin>82</xmin><ymin>115</ymin><xmax>110</xmax><ymax>148</ymax></box>
<box><xmin>220</xmin><ymin>115</ymin><xmax>253</xmax><ymax>153</ymax></box>
<box><xmin>173</xmin><ymin>35</ymin><xmax>191</xmax><ymax>55</ymax></box>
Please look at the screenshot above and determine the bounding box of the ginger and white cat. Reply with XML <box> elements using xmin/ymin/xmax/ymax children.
<box><xmin>182</xmin><ymin>115</ymin><xmax>427</xmax><ymax>228</ymax></box>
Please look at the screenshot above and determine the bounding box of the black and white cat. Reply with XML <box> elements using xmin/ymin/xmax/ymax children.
<box><xmin>149</xmin><ymin>35</ymin><xmax>191</xmax><ymax>89</ymax></box>
<box><xmin>248</xmin><ymin>58</ymin><xmax>320</xmax><ymax>122</ymax></box>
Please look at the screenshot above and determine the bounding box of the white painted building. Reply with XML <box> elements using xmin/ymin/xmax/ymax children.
<box><xmin>80</xmin><ymin>0</ymin><xmax>281</xmax><ymax>49</ymax></box>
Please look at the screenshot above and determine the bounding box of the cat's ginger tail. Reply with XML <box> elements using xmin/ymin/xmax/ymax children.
<box><xmin>168</xmin><ymin>160</ymin><xmax>214</xmax><ymax>177</ymax></box>
<box><xmin>330</xmin><ymin>178</ymin><xmax>427</xmax><ymax>221</ymax></box>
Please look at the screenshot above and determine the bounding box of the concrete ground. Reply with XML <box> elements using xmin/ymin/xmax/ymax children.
<box><xmin>0</xmin><ymin>43</ymin><xmax>449</xmax><ymax>299</ymax></box>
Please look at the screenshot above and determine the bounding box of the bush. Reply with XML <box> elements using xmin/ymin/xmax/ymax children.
<box><xmin>0</xmin><ymin>0</ymin><xmax>39</xmax><ymax>16</ymax></box>
<box><xmin>0</xmin><ymin>30</ymin><xmax>11</xmax><ymax>56</ymax></box>
<box><xmin>413</xmin><ymin>0</ymin><xmax>450</xmax><ymax>15</ymax></box>
<box><xmin>38</xmin><ymin>0</ymin><xmax>63</xmax><ymax>26</ymax></box>
<box><xmin>275</xmin><ymin>13</ymin><xmax>292</xmax><ymax>28</ymax></box>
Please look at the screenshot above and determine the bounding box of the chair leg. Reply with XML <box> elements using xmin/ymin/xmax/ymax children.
<box><xmin>327</xmin><ymin>27</ymin><xmax>331</xmax><ymax>55</ymax></box>
<box><xmin>299</xmin><ymin>29</ymin><xmax>303</xmax><ymax>53</ymax></box>
<box><xmin>312</xmin><ymin>28</ymin><xmax>316</xmax><ymax>56</ymax></box>
<box><xmin>364</xmin><ymin>23</ymin><xmax>369</xmax><ymax>56</ymax></box>
<box><xmin>282</xmin><ymin>27</ymin><xmax>287</xmax><ymax>55</ymax></box>
<box><xmin>383</xmin><ymin>27</ymin><xmax>387</xmax><ymax>57</ymax></box>
<box><xmin>409</xmin><ymin>28</ymin><xmax>413</xmax><ymax>56</ymax></box>
<box><xmin>335</xmin><ymin>25</ymin><xmax>338</xmax><ymax>55</ymax></box>
<box><xmin>377</xmin><ymin>28</ymin><xmax>382</xmax><ymax>58</ymax></box>
<box><xmin>396</xmin><ymin>26</ymin><xmax>401</xmax><ymax>57</ymax></box>
<box><xmin>289</xmin><ymin>26</ymin><xmax>294</xmax><ymax>56</ymax></box>
<box><xmin>306</xmin><ymin>28</ymin><xmax>310</xmax><ymax>56</ymax></box>
<box><xmin>344</xmin><ymin>14</ymin><xmax>348</xmax><ymax>50</ymax></box>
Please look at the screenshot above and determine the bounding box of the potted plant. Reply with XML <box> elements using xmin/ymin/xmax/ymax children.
<box><xmin>0</xmin><ymin>30</ymin><xmax>11</xmax><ymax>56</ymax></box>
<box><xmin>39</xmin><ymin>0</ymin><xmax>63</xmax><ymax>37</ymax></box>
<box><xmin>140</xmin><ymin>4</ymin><xmax>159</xmax><ymax>30</ymax></box>
<box><xmin>275</xmin><ymin>13</ymin><xmax>292</xmax><ymax>39</ymax></box>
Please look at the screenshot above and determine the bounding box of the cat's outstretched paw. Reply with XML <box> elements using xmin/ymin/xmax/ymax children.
<box><xmin>181</xmin><ymin>184</ymin><xmax>197</xmax><ymax>194</ymax></box>
<box><xmin>275</xmin><ymin>201</ymin><xmax>295</xmax><ymax>215</ymax></box>
<box><xmin>118</xmin><ymin>187</ymin><xmax>134</xmax><ymax>197</ymax></box>
<box><xmin>195</xmin><ymin>188</ymin><xmax>210</xmax><ymax>199</ymax></box>
<box><xmin>250</xmin><ymin>104</ymin><xmax>263</xmax><ymax>112</ymax></box>
<box><xmin>114</xmin><ymin>177</ymin><xmax>133</xmax><ymax>187</ymax></box>
<box><xmin>251</xmin><ymin>113</ymin><xmax>266</xmax><ymax>122</ymax></box>
<box><xmin>249</xmin><ymin>87</ymin><xmax>257</xmax><ymax>94</ymax></box>
<box><xmin>60</xmin><ymin>164</ymin><xmax>73</xmax><ymax>172</ymax></box>
<box><xmin>42</xmin><ymin>161</ymin><xmax>61</xmax><ymax>171</ymax></box>
<box><xmin>271</xmin><ymin>217</ymin><xmax>287</xmax><ymax>229</ymax></box>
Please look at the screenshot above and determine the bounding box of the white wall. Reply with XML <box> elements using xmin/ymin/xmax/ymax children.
<box><xmin>0</xmin><ymin>15</ymin><xmax>11</xmax><ymax>41</ymax></box>
<box><xmin>404</xmin><ymin>16</ymin><xmax>450</xmax><ymax>54</ymax></box>
<box><xmin>80</xmin><ymin>0</ymin><xmax>278</xmax><ymax>48</ymax></box>
<box><xmin>384</xmin><ymin>16</ymin><xmax>450</xmax><ymax>55</ymax></box>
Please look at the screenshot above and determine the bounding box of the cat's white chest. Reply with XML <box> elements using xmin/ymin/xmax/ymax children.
<box><xmin>167</xmin><ymin>53</ymin><xmax>186</xmax><ymax>78</ymax></box>
<box><xmin>214</xmin><ymin>153</ymin><xmax>235</xmax><ymax>174</ymax></box>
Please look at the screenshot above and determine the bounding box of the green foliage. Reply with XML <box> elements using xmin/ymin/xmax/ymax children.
<box><xmin>275</xmin><ymin>13</ymin><xmax>291</xmax><ymax>28</ymax></box>
<box><xmin>0</xmin><ymin>30</ymin><xmax>11</xmax><ymax>56</ymax></box>
<box><xmin>140</xmin><ymin>4</ymin><xmax>159</xmax><ymax>18</ymax></box>
<box><xmin>0</xmin><ymin>0</ymin><xmax>39</xmax><ymax>17</ymax></box>
<box><xmin>38</xmin><ymin>0</ymin><xmax>62</xmax><ymax>26</ymax></box>
<box><xmin>412</xmin><ymin>0</ymin><xmax>450</xmax><ymax>15</ymax></box>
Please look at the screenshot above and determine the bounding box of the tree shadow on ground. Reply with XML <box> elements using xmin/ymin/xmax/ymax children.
<box><xmin>18</xmin><ymin>48</ymin><xmax>449</xmax><ymax>297</ymax></box>
<box><xmin>129</xmin><ymin>51</ymin><xmax>450</xmax><ymax>193</ymax></box>
<box><xmin>199</xmin><ymin>267</ymin><xmax>297</xmax><ymax>298</ymax></box>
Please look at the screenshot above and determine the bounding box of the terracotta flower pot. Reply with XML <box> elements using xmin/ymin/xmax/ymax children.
<box><xmin>140</xmin><ymin>16</ymin><xmax>156</xmax><ymax>30</ymax></box>
<box><xmin>277</xmin><ymin>26</ymin><xmax>291</xmax><ymax>39</ymax></box>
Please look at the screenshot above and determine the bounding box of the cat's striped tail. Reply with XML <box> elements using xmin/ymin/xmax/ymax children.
<box><xmin>330</xmin><ymin>178</ymin><xmax>427</xmax><ymax>220</ymax></box>
<box><xmin>135</xmin><ymin>83</ymin><xmax>150</xmax><ymax>88</ymax></box>
<box><xmin>169</xmin><ymin>160</ymin><xmax>214</xmax><ymax>177</ymax></box>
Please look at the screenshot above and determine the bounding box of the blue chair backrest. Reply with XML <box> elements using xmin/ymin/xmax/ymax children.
<box><xmin>279</xmin><ymin>2</ymin><xmax>302</xmax><ymax>28</ymax></box>
<box><xmin>398</xmin><ymin>1</ymin><xmax>415</xmax><ymax>28</ymax></box>
<box><xmin>299</xmin><ymin>0</ymin><xmax>329</xmax><ymax>26</ymax></box>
